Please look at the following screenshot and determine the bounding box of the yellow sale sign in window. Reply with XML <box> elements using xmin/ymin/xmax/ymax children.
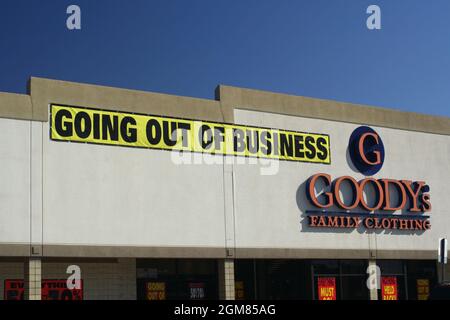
<box><xmin>146</xmin><ymin>282</ymin><xmax>166</xmax><ymax>300</ymax></box>
<box><xmin>417</xmin><ymin>279</ymin><xmax>430</xmax><ymax>300</ymax></box>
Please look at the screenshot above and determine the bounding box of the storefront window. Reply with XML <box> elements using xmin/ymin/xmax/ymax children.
<box><xmin>406</xmin><ymin>260</ymin><xmax>437</xmax><ymax>300</ymax></box>
<box><xmin>312</xmin><ymin>260</ymin><xmax>339</xmax><ymax>275</ymax></box>
<box><xmin>235</xmin><ymin>260</ymin><xmax>312</xmax><ymax>300</ymax></box>
<box><xmin>378</xmin><ymin>260</ymin><xmax>403</xmax><ymax>275</ymax></box>
<box><xmin>341</xmin><ymin>260</ymin><xmax>367</xmax><ymax>274</ymax></box>
<box><xmin>377</xmin><ymin>260</ymin><xmax>406</xmax><ymax>300</ymax></box>
<box><xmin>341</xmin><ymin>276</ymin><xmax>369</xmax><ymax>300</ymax></box>
<box><xmin>234</xmin><ymin>260</ymin><xmax>256</xmax><ymax>300</ymax></box>
<box><xmin>136</xmin><ymin>259</ymin><xmax>218</xmax><ymax>300</ymax></box>
<box><xmin>376</xmin><ymin>260</ymin><xmax>437</xmax><ymax>300</ymax></box>
<box><xmin>312</xmin><ymin>260</ymin><xmax>369</xmax><ymax>300</ymax></box>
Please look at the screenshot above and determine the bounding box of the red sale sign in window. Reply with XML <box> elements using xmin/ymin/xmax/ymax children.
<box><xmin>42</xmin><ymin>280</ymin><xmax>83</xmax><ymax>300</ymax></box>
<box><xmin>318</xmin><ymin>277</ymin><xmax>336</xmax><ymax>300</ymax></box>
<box><xmin>4</xmin><ymin>279</ymin><xmax>83</xmax><ymax>300</ymax></box>
<box><xmin>381</xmin><ymin>277</ymin><xmax>398</xmax><ymax>300</ymax></box>
<box><xmin>4</xmin><ymin>280</ymin><xmax>24</xmax><ymax>300</ymax></box>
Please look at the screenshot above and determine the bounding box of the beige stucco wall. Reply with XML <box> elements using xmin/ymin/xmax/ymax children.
<box><xmin>0</xmin><ymin>77</ymin><xmax>449</xmax><ymax>260</ymax></box>
<box><xmin>232</xmin><ymin>108</ymin><xmax>450</xmax><ymax>259</ymax></box>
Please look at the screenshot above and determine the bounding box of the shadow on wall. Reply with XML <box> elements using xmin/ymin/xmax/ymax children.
<box><xmin>295</xmin><ymin>178</ymin><xmax>426</xmax><ymax>236</ymax></box>
<box><xmin>345</xmin><ymin>146</ymin><xmax>360</xmax><ymax>175</ymax></box>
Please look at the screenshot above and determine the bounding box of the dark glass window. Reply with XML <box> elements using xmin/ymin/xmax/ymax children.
<box><xmin>341</xmin><ymin>260</ymin><xmax>367</xmax><ymax>274</ymax></box>
<box><xmin>312</xmin><ymin>260</ymin><xmax>339</xmax><ymax>275</ymax></box>
<box><xmin>341</xmin><ymin>275</ymin><xmax>369</xmax><ymax>300</ymax></box>
<box><xmin>378</xmin><ymin>260</ymin><xmax>403</xmax><ymax>275</ymax></box>
<box><xmin>136</xmin><ymin>259</ymin><xmax>218</xmax><ymax>300</ymax></box>
<box><xmin>405</xmin><ymin>260</ymin><xmax>437</xmax><ymax>300</ymax></box>
<box><xmin>234</xmin><ymin>260</ymin><xmax>256</xmax><ymax>300</ymax></box>
<box><xmin>235</xmin><ymin>259</ymin><xmax>312</xmax><ymax>300</ymax></box>
<box><xmin>312</xmin><ymin>260</ymin><xmax>369</xmax><ymax>300</ymax></box>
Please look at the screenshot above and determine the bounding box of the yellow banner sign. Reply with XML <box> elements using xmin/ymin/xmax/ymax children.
<box><xmin>50</xmin><ymin>104</ymin><xmax>331</xmax><ymax>164</ymax></box>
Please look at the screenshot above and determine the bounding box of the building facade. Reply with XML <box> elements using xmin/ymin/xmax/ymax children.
<box><xmin>0</xmin><ymin>77</ymin><xmax>449</xmax><ymax>300</ymax></box>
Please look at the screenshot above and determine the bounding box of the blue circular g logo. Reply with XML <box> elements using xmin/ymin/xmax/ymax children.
<box><xmin>348</xmin><ymin>126</ymin><xmax>385</xmax><ymax>176</ymax></box>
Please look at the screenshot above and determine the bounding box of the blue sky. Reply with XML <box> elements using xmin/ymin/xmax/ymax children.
<box><xmin>1</xmin><ymin>0</ymin><xmax>449</xmax><ymax>117</ymax></box>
